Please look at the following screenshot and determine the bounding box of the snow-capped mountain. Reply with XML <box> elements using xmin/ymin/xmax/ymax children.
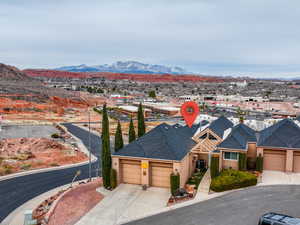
<box><xmin>55</xmin><ymin>61</ymin><xmax>188</xmax><ymax>74</ymax></box>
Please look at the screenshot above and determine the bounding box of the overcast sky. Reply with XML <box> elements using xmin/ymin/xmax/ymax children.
<box><xmin>1</xmin><ymin>0</ymin><xmax>300</xmax><ymax>78</ymax></box>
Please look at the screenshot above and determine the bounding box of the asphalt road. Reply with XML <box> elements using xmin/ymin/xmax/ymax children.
<box><xmin>126</xmin><ymin>185</ymin><xmax>300</xmax><ymax>225</ymax></box>
<box><xmin>0</xmin><ymin>123</ymin><xmax>102</xmax><ymax>222</ymax></box>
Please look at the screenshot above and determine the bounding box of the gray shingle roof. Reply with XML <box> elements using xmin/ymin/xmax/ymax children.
<box><xmin>112</xmin><ymin>123</ymin><xmax>199</xmax><ymax>161</ymax></box>
<box><xmin>208</xmin><ymin>116</ymin><xmax>234</xmax><ymax>138</ymax></box>
<box><xmin>296</xmin><ymin>116</ymin><xmax>300</xmax><ymax>122</ymax></box>
<box><xmin>257</xmin><ymin>119</ymin><xmax>300</xmax><ymax>149</ymax></box>
<box><xmin>217</xmin><ymin>123</ymin><xmax>257</xmax><ymax>150</ymax></box>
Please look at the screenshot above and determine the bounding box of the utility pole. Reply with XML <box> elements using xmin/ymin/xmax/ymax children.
<box><xmin>88</xmin><ymin>108</ymin><xmax>92</xmax><ymax>181</ymax></box>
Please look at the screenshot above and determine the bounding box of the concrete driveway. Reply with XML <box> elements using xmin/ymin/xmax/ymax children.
<box><xmin>76</xmin><ymin>184</ymin><xmax>170</xmax><ymax>225</ymax></box>
<box><xmin>260</xmin><ymin>171</ymin><xmax>300</xmax><ymax>185</ymax></box>
<box><xmin>125</xmin><ymin>185</ymin><xmax>300</xmax><ymax>225</ymax></box>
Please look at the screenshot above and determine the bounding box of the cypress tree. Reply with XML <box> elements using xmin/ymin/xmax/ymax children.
<box><xmin>128</xmin><ymin>117</ymin><xmax>136</xmax><ymax>143</ymax></box>
<box><xmin>137</xmin><ymin>103</ymin><xmax>146</xmax><ymax>137</ymax></box>
<box><xmin>101</xmin><ymin>104</ymin><xmax>111</xmax><ymax>188</ymax></box>
<box><xmin>114</xmin><ymin>120</ymin><xmax>124</xmax><ymax>152</ymax></box>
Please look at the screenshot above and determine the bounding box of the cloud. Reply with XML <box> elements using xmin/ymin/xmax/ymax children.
<box><xmin>0</xmin><ymin>0</ymin><xmax>300</xmax><ymax>78</ymax></box>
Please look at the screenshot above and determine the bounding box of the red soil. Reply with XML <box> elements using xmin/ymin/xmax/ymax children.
<box><xmin>23</xmin><ymin>69</ymin><xmax>227</xmax><ymax>83</ymax></box>
<box><xmin>47</xmin><ymin>179</ymin><xmax>103</xmax><ymax>225</ymax></box>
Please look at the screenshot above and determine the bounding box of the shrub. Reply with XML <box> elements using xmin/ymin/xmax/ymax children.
<box><xmin>110</xmin><ymin>168</ymin><xmax>117</xmax><ymax>189</ymax></box>
<box><xmin>21</xmin><ymin>163</ymin><xmax>31</xmax><ymax>170</ymax></box>
<box><xmin>51</xmin><ymin>133</ymin><xmax>60</xmax><ymax>139</ymax></box>
<box><xmin>186</xmin><ymin>169</ymin><xmax>207</xmax><ymax>189</ymax></box>
<box><xmin>210</xmin><ymin>169</ymin><xmax>257</xmax><ymax>192</ymax></box>
<box><xmin>170</xmin><ymin>172</ymin><xmax>180</xmax><ymax>196</ymax></box>
<box><xmin>256</xmin><ymin>154</ymin><xmax>263</xmax><ymax>172</ymax></box>
<box><xmin>238</xmin><ymin>153</ymin><xmax>247</xmax><ymax>171</ymax></box>
<box><xmin>50</xmin><ymin>163</ymin><xmax>60</xmax><ymax>167</ymax></box>
<box><xmin>210</xmin><ymin>157</ymin><xmax>219</xmax><ymax>178</ymax></box>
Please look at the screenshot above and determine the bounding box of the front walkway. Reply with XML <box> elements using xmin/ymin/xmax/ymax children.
<box><xmin>75</xmin><ymin>184</ymin><xmax>170</xmax><ymax>225</ymax></box>
<box><xmin>259</xmin><ymin>170</ymin><xmax>300</xmax><ymax>185</ymax></box>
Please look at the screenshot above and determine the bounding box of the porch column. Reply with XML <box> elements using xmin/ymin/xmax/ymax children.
<box><xmin>141</xmin><ymin>160</ymin><xmax>150</xmax><ymax>186</ymax></box>
<box><xmin>286</xmin><ymin>150</ymin><xmax>294</xmax><ymax>172</ymax></box>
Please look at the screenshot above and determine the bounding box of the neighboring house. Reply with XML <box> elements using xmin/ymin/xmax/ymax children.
<box><xmin>112</xmin><ymin>117</ymin><xmax>300</xmax><ymax>188</ymax></box>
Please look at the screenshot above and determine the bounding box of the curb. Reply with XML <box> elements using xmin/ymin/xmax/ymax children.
<box><xmin>0</xmin><ymin>124</ymin><xmax>97</xmax><ymax>182</ymax></box>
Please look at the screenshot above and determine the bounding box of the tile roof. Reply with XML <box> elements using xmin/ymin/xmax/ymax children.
<box><xmin>113</xmin><ymin>123</ymin><xmax>199</xmax><ymax>161</ymax></box>
<box><xmin>257</xmin><ymin>119</ymin><xmax>300</xmax><ymax>149</ymax></box>
<box><xmin>208</xmin><ymin>116</ymin><xmax>234</xmax><ymax>138</ymax></box>
<box><xmin>217</xmin><ymin>123</ymin><xmax>257</xmax><ymax>150</ymax></box>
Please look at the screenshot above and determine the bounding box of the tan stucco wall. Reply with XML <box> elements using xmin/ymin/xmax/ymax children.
<box><xmin>179</xmin><ymin>154</ymin><xmax>190</xmax><ymax>188</ymax></box>
<box><xmin>247</xmin><ymin>143</ymin><xmax>257</xmax><ymax>159</ymax></box>
<box><xmin>222</xmin><ymin>158</ymin><xmax>238</xmax><ymax>170</ymax></box>
<box><xmin>141</xmin><ymin>160</ymin><xmax>150</xmax><ymax>186</ymax></box>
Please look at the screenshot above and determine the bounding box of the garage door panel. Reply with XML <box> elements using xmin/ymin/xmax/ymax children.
<box><xmin>263</xmin><ymin>150</ymin><xmax>286</xmax><ymax>172</ymax></box>
<box><xmin>151</xmin><ymin>164</ymin><xmax>173</xmax><ymax>188</ymax></box>
<box><xmin>121</xmin><ymin>163</ymin><xmax>141</xmax><ymax>184</ymax></box>
<box><xmin>293</xmin><ymin>152</ymin><xmax>300</xmax><ymax>173</ymax></box>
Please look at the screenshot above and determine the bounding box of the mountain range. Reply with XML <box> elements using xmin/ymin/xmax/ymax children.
<box><xmin>55</xmin><ymin>61</ymin><xmax>188</xmax><ymax>74</ymax></box>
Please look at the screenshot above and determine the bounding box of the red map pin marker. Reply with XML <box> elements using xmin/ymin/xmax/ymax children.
<box><xmin>180</xmin><ymin>101</ymin><xmax>199</xmax><ymax>128</ymax></box>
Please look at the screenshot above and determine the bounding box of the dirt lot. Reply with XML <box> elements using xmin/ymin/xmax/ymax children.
<box><xmin>0</xmin><ymin>137</ymin><xmax>87</xmax><ymax>176</ymax></box>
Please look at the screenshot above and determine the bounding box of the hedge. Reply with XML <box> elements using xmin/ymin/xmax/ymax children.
<box><xmin>110</xmin><ymin>168</ymin><xmax>117</xmax><ymax>189</ymax></box>
<box><xmin>210</xmin><ymin>157</ymin><xmax>219</xmax><ymax>178</ymax></box>
<box><xmin>210</xmin><ymin>169</ymin><xmax>257</xmax><ymax>192</ymax></box>
<box><xmin>256</xmin><ymin>154</ymin><xmax>264</xmax><ymax>172</ymax></box>
<box><xmin>170</xmin><ymin>172</ymin><xmax>180</xmax><ymax>196</ymax></box>
<box><xmin>238</xmin><ymin>153</ymin><xmax>247</xmax><ymax>171</ymax></box>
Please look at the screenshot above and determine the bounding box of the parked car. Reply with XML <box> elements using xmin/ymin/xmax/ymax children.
<box><xmin>258</xmin><ymin>212</ymin><xmax>300</xmax><ymax>225</ymax></box>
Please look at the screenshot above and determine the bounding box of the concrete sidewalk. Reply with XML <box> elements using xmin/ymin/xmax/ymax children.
<box><xmin>259</xmin><ymin>170</ymin><xmax>300</xmax><ymax>185</ymax></box>
<box><xmin>75</xmin><ymin>184</ymin><xmax>170</xmax><ymax>225</ymax></box>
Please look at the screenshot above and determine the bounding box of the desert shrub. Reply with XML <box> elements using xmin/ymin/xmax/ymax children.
<box><xmin>21</xmin><ymin>163</ymin><xmax>31</xmax><ymax>170</ymax></box>
<box><xmin>0</xmin><ymin>164</ymin><xmax>13</xmax><ymax>175</ymax></box>
<box><xmin>170</xmin><ymin>172</ymin><xmax>180</xmax><ymax>196</ymax></box>
<box><xmin>51</xmin><ymin>133</ymin><xmax>60</xmax><ymax>139</ymax></box>
<box><xmin>110</xmin><ymin>168</ymin><xmax>117</xmax><ymax>189</ymax></box>
<box><xmin>210</xmin><ymin>169</ymin><xmax>257</xmax><ymax>192</ymax></box>
<box><xmin>50</xmin><ymin>163</ymin><xmax>60</xmax><ymax>167</ymax></box>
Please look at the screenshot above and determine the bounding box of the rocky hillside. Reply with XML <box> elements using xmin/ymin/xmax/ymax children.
<box><xmin>0</xmin><ymin>63</ymin><xmax>34</xmax><ymax>81</ymax></box>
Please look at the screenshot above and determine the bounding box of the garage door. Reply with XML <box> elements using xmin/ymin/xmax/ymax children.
<box><xmin>150</xmin><ymin>163</ymin><xmax>173</xmax><ymax>188</ymax></box>
<box><xmin>293</xmin><ymin>152</ymin><xmax>300</xmax><ymax>173</ymax></box>
<box><xmin>121</xmin><ymin>160</ymin><xmax>141</xmax><ymax>184</ymax></box>
<box><xmin>263</xmin><ymin>150</ymin><xmax>286</xmax><ymax>172</ymax></box>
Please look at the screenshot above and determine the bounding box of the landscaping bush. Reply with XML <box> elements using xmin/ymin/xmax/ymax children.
<box><xmin>210</xmin><ymin>169</ymin><xmax>257</xmax><ymax>192</ymax></box>
<box><xmin>256</xmin><ymin>154</ymin><xmax>263</xmax><ymax>172</ymax></box>
<box><xmin>238</xmin><ymin>153</ymin><xmax>247</xmax><ymax>171</ymax></box>
<box><xmin>170</xmin><ymin>172</ymin><xmax>180</xmax><ymax>196</ymax></box>
<box><xmin>186</xmin><ymin>169</ymin><xmax>207</xmax><ymax>189</ymax></box>
<box><xmin>51</xmin><ymin>133</ymin><xmax>60</xmax><ymax>139</ymax></box>
<box><xmin>210</xmin><ymin>157</ymin><xmax>219</xmax><ymax>178</ymax></box>
<box><xmin>110</xmin><ymin>168</ymin><xmax>117</xmax><ymax>189</ymax></box>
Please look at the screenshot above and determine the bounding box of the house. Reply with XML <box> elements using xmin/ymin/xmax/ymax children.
<box><xmin>112</xmin><ymin>123</ymin><xmax>203</xmax><ymax>188</ymax></box>
<box><xmin>112</xmin><ymin>117</ymin><xmax>300</xmax><ymax>188</ymax></box>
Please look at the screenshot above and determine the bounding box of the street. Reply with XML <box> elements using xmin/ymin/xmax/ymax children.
<box><xmin>0</xmin><ymin>123</ymin><xmax>102</xmax><ymax>222</ymax></box>
<box><xmin>125</xmin><ymin>185</ymin><xmax>300</xmax><ymax>225</ymax></box>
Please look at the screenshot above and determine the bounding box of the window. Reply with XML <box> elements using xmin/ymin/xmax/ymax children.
<box><xmin>261</xmin><ymin>220</ymin><xmax>272</xmax><ymax>225</ymax></box>
<box><xmin>209</xmin><ymin>134</ymin><xmax>217</xmax><ymax>140</ymax></box>
<box><xmin>199</xmin><ymin>133</ymin><xmax>207</xmax><ymax>139</ymax></box>
<box><xmin>224</xmin><ymin>152</ymin><xmax>238</xmax><ymax>160</ymax></box>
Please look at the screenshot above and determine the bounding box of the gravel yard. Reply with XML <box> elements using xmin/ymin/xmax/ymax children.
<box><xmin>0</xmin><ymin>125</ymin><xmax>59</xmax><ymax>139</ymax></box>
